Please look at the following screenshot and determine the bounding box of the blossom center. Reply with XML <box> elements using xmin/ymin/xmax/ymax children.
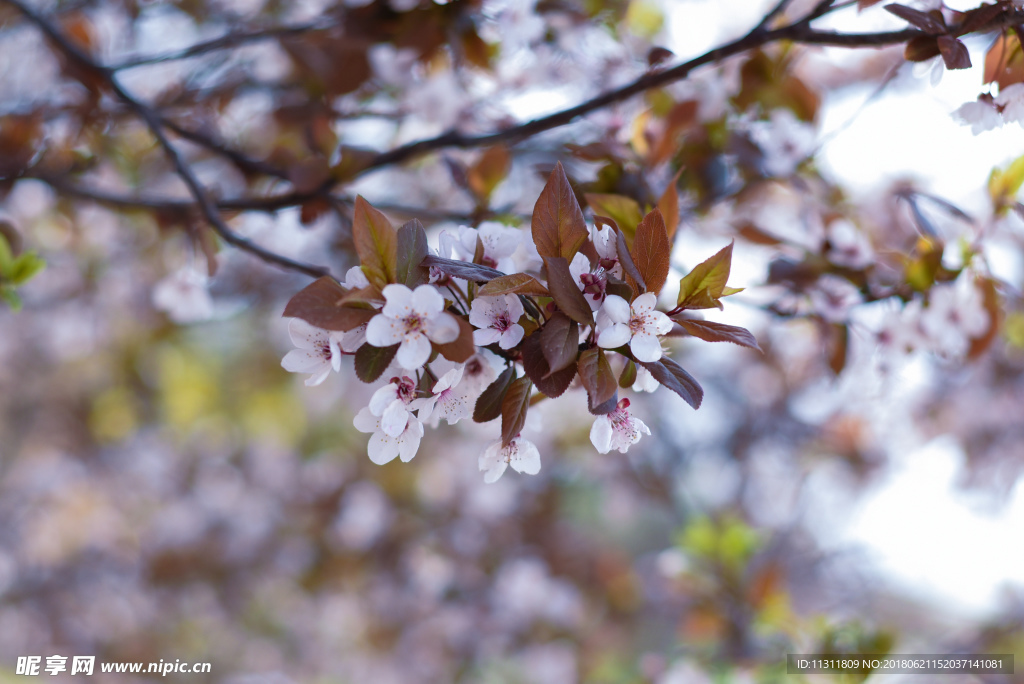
<box><xmin>494</xmin><ymin>312</ymin><xmax>513</xmax><ymax>332</ymax></box>
<box><xmin>402</xmin><ymin>313</ymin><xmax>425</xmax><ymax>334</ymax></box>
<box><xmin>628</xmin><ymin>312</ymin><xmax>648</xmax><ymax>334</ymax></box>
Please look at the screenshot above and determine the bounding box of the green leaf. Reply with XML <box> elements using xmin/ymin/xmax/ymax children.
<box><xmin>674</xmin><ymin>318</ymin><xmax>762</xmax><ymax>352</ymax></box>
<box><xmin>988</xmin><ymin>153</ymin><xmax>1024</xmax><ymax>210</ymax></box>
<box><xmin>434</xmin><ymin>315</ymin><xmax>476</xmax><ymax>363</ymax></box>
<box><xmin>521</xmin><ymin>332</ymin><xmax>577</xmax><ymax>398</ymax></box>
<box><xmin>500</xmin><ymin>377</ymin><xmax>532</xmax><ymax>447</ymax></box>
<box><xmin>353</xmin><ymin>196</ymin><xmax>398</xmax><ymax>289</ymax></box>
<box><xmin>395</xmin><ymin>219</ymin><xmax>429</xmax><ymax>288</ymax></box>
<box><xmin>282</xmin><ymin>277</ymin><xmax>378</xmax><ymax>331</ymax></box>
<box><xmin>677</xmin><ymin>241</ymin><xmax>736</xmax><ymax>309</ymax></box>
<box><xmin>474</xmin><ymin>367</ymin><xmax>515</xmax><ymax>423</ymax></box>
<box><xmin>638</xmin><ymin>356</ymin><xmax>702</xmax><ymax>409</ymax></box>
<box><xmin>538</xmin><ymin>312</ymin><xmax>579</xmax><ymax>375</ymax></box>
<box><xmin>477</xmin><ymin>273</ymin><xmax>549</xmax><ymax>297</ymax></box>
<box><xmin>354</xmin><ymin>343</ymin><xmax>398</xmax><ymax>383</ymax></box>
<box><xmin>531</xmin><ymin>162</ymin><xmax>589</xmax><ymax>261</ymax></box>
<box><xmin>578</xmin><ymin>348</ymin><xmax>617</xmax><ymax>410</ymax></box>
<box><xmin>544</xmin><ymin>256</ymin><xmax>595</xmax><ymax>326</ymax></box>
<box><xmin>618</xmin><ymin>359</ymin><xmax>637</xmax><ymax>388</ymax></box>
<box><xmin>8</xmin><ymin>252</ymin><xmax>45</xmax><ymax>285</ymax></box>
<box><xmin>631</xmin><ymin>209</ymin><xmax>671</xmax><ymax>296</ymax></box>
<box><xmin>585</xmin><ymin>193</ymin><xmax>643</xmax><ymax>244</ymax></box>
<box><xmin>0</xmin><ymin>233</ymin><xmax>13</xmax><ymax>273</ymax></box>
<box><xmin>1</xmin><ymin>285</ymin><xmax>21</xmax><ymax>311</ymax></box>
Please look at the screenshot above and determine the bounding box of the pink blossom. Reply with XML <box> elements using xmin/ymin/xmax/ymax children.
<box><xmin>281</xmin><ymin>318</ymin><xmax>343</xmax><ymax>386</ymax></box>
<box><xmin>366</xmin><ymin>284</ymin><xmax>460</xmax><ymax>370</ymax></box>
<box><xmin>596</xmin><ymin>293</ymin><xmax>673</xmax><ymax>362</ymax></box>
<box><xmin>590</xmin><ymin>398</ymin><xmax>650</xmax><ymax>454</ymax></box>
<box><xmin>470</xmin><ymin>294</ymin><xmax>525</xmax><ymax>349</ymax></box>
<box><xmin>479</xmin><ymin>436</ymin><xmax>541</xmax><ymax>483</ymax></box>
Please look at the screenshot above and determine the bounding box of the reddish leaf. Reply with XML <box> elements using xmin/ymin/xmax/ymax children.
<box><xmin>904</xmin><ymin>35</ymin><xmax>941</xmax><ymax>62</ymax></box>
<box><xmin>532</xmin><ymin>162</ymin><xmax>589</xmax><ymax>261</ymax></box>
<box><xmin>283</xmin><ymin>277</ymin><xmax>377</xmax><ymax>332</ymax></box>
<box><xmin>589</xmin><ymin>392</ymin><xmax>619</xmax><ymax>415</ymax></box>
<box><xmin>619</xmin><ymin>359</ymin><xmax>637</xmax><ymax>388</ymax></box>
<box><xmin>544</xmin><ymin>256</ymin><xmax>595</xmax><ymax>326</ymax></box>
<box><xmin>631</xmin><ymin>209</ymin><xmax>672</xmax><ymax>296</ymax></box>
<box><xmin>968</xmin><ymin>276</ymin><xmax>1001</xmax><ymax>360</ymax></box>
<box><xmin>826</xmin><ymin>323</ymin><xmax>849</xmax><ymax>375</ymax></box>
<box><xmin>858</xmin><ymin>0</ymin><xmax>886</xmax><ymax>9</ymax></box>
<box><xmin>477</xmin><ymin>273</ymin><xmax>550</xmax><ymax>297</ymax></box>
<box><xmin>578</xmin><ymin>348</ymin><xmax>617</xmax><ymax>410</ymax></box>
<box><xmin>353</xmin><ymin>196</ymin><xmax>398</xmax><ymax>289</ymax></box>
<box><xmin>396</xmin><ymin>219</ymin><xmax>430</xmax><ymax>288</ymax></box>
<box><xmin>615</xmin><ymin>225</ymin><xmax>646</xmax><ymax>297</ymax></box>
<box><xmin>421</xmin><ymin>255</ymin><xmax>504</xmax><ymax>282</ymax></box>
<box><xmin>674</xmin><ymin>318</ymin><xmax>762</xmax><ymax>352</ymax></box>
<box><xmin>639</xmin><ymin>357</ymin><xmax>703</xmax><ymax>409</ymax></box>
<box><xmin>522</xmin><ymin>333</ymin><xmax>577</xmax><ymax>398</ymax></box>
<box><xmin>658</xmin><ymin>170</ymin><xmax>682</xmax><ymax>242</ymax></box>
<box><xmin>884</xmin><ymin>4</ymin><xmax>946</xmax><ymax>34</ymax></box>
<box><xmin>539</xmin><ymin>312</ymin><xmax>579</xmax><ymax>375</ymax></box>
<box><xmin>434</xmin><ymin>316</ymin><xmax>476</xmax><ymax>363</ymax></box>
<box><xmin>500</xmin><ymin>377</ymin><xmax>532</xmax><ymax>447</ymax></box>
<box><xmin>937</xmin><ymin>35</ymin><xmax>972</xmax><ymax>70</ymax></box>
<box><xmin>677</xmin><ymin>242</ymin><xmax>736</xmax><ymax>309</ymax></box>
<box><xmin>984</xmin><ymin>32</ymin><xmax>1024</xmax><ymax>88</ymax></box>
<box><xmin>585</xmin><ymin>193</ymin><xmax>644</xmax><ymax>243</ymax></box>
<box><xmin>605</xmin><ymin>277</ymin><xmax>634</xmax><ymax>303</ymax></box>
<box><xmin>474</xmin><ymin>367</ymin><xmax>515</xmax><ymax>423</ymax></box>
<box><xmin>467</xmin><ymin>145</ymin><xmax>510</xmax><ymax>202</ymax></box>
<box><xmin>958</xmin><ymin>2</ymin><xmax>1008</xmax><ymax>35</ymax></box>
<box><xmin>354</xmin><ymin>343</ymin><xmax>398</xmax><ymax>383</ymax></box>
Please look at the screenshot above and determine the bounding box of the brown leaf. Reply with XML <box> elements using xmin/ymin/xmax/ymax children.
<box><xmin>585</xmin><ymin>193</ymin><xmax>644</xmax><ymax>244</ymax></box>
<box><xmin>521</xmin><ymin>332</ymin><xmax>577</xmax><ymax>398</ymax></box>
<box><xmin>474</xmin><ymin>367</ymin><xmax>515</xmax><ymax>423</ymax></box>
<box><xmin>967</xmin><ymin>275</ymin><xmax>1001</xmax><ymax>360</ymax></box>
<box><xmin>589</xmin><ymin>392</ymin><xmax>619</xmax><ymax>415</ymax></box>
<box><xmin>354</xmin><ymin>343</ymin><xmax>398</xmax><ymax>383</ymax></box>
<box><xmin>477</xmin><ymin>273</ymin><xmax>549</xmax><ymax>297</ymax></box>
<box><xmin>904</xmin><ymin>35</ymin><xmax>941</xmax><ymax>62</ymax></box>
<box><xmin>544</xmin><ymin>256</ymin><xmax>595</xmax><ymax>326</ymax></box>
<box><xmin>578</xmin><ymin>348</ymin><xmax>617</xmax><ymax>409</ymax></box>
<box><xmin>677</xmin><ymin>241</ymin><xmax>735</xmax><ymax>309</ymax></box>
<box><xmin>434</xmin><ymin>316</ymin><xmax>476</xmax><ymax>363</ymax></box>
<box><xmin>937</xmin><ymin>35</ymin><xmax>972</xmax><ymax>70</ymax></box>
<box><xmin>674</xmin><ymin>318</ymin><xmax>762</xmax><ymax>352</ymax></box>
<box><xmin>984</xmin><ymin>32</ymin><xmax>1024</xmax><ymax>88</ymax></box>
<box><xmin>467</xmin><ymin>145</ymin><xmax>510</xmax><ymax>202</ymax></box>
<box><xmin>618</xmin><ymin>359</ymin><xmax>637</xmax><ymax>388</ymax></box>
<box><xmin>631</xmin><ymin>209</ymin><xmax>672</xmax><ymax>296</ymax></box>
<box><xmin>826</xmin><ymin>323</ymin><xmax>849</xmax><ymax>375</ymax></box>
<box><xmin>858</xmin><ymin>0</ymin><xmax>886</xmax><ymax>9</ymax></box>
<box><xmin>638</xmin><ymin>357</ymin><xmax>703</xmax><ymax>409</ymax></box>
<box><xmin>500</xmin><ymin>377</ymin><xmax>532</xmax><ymax>447</ymax></box>
<box><xmin>532</xmin><ymin>162</ymin><xmax>589</xmax><ymax>261</ymax></box>
<box><xmin>421</xmin><ymin>255</ymin><xmax>504</xmax><ymax>282</ymax></box>
<box><xmin>282</xmin><ymin>277</ymin><xmax>377</xmax><ymax>331</ymax></box>
<box><xmin>884</xmin><ymin>3</ymin><xmax>946</xmax><ymax>34</ymax></box>
<box><xmin>353</xmin><ymin>196</ymin><xmax>397</xmax><ymax>289</ymax></box>
<box><xmin>615</xmin><ymin>225</ymin><xmax>646</xmax><ymax>297</ymax></box>
<box><xmin>396</xmin><ymin>219</ymin><xmax>430</xmax><ymax>288</ymax></box>
<box><xmin>658</xmin><ymin>170</ymin><xmax>682</xmax><ymax>243</ymax></box>
<box><xmin>539</xmin><ymin>312</ymin><xmax>579</xmax><ymax>375</ymax></box>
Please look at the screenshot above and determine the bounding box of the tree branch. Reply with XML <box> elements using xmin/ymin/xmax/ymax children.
<box><xmin>6</xmin><ymin>0</ymin><xmax>332</xmax><ymax>279</ymax></box>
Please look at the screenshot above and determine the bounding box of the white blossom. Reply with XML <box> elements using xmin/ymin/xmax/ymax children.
<box><xmin>590</xmin><ymin>223</ymin><xmax>623</xmax><ymax>278</ymax></box>
<box><xmin>342</xmin><ymin>265</ymin><xmax>370</xmax><ymax>290</ymax></box>
<box><xmin>281</xmin><ymin>318</ymin><xmax>343</xmax><ymax>386</ymax></box>
<box><xmin>479</xmin><ymin>436</ymin><xmax>541</xmax><ymax>483</ymax></box>
<box><xmin>596</xmin><ymin>293</ymin><xmax>673</xmax><ymax>362</ymax></box>
<box><xmin>996</xmin><ymin>83</ymin><xmax>1024</xmax><ymax>126</ymax></box>
<box><xmin>152</xmin><ymin>267</ymin><xmax>214</xmax><ymax>323</ymax></box>
<box><xmin>748</xmin><ymin>108</ymin><xmax>817</xmax><ymax>177</ymax></box>
<box><xmin>354</xmin><ymin>377</ymin><xmax>423</xmax><ymax>465</ymax></box>
<box><xmin>414</xmin><ymin>366</ymin><xmax>474</xmax><ymax>427</ymax></box>
<box><xmin>590</xmin><ymin>398</ymin><xmax>651</xmax><ymax>454</ymax></box>
<box><xmin>470</xmin><ymin>294</ymin><xmax>525</xmax><ymax>349</ymax></box>
<box><xmin>954</xmin><ymin>99</ymin><xmax>1003</xmax><ymax>135</ymax></box>
<box><xmin>826</xmin><ymin>219</ymin><xmax>874</xmax><ymax>270</ymax></box>
<box><xmin>448</xmin><ymin>223</ymin><xmax>521</xmax><ymax>272</ymax></box>
<box><xmin>568</xmin><ymin>252</ymin><xmax>606</xmax><ymax>311</ymax></box>
<box><xmin>632</xmin><ymin>365</ymin><xmax>659</xmax><ymax>393</ymax></box>
<box><xmin>366</xmin><ymin>284</ymin><xmax>460</xmax><ymax>370</ymax></box>
<box><xmin>810</xmin><ymin>274</ymin><xmax>863</xmax><ymax>323</ymax></box>
<box><xmin>919</xmin><ymin>277</ymin><xmax>990</xmax><ymax>357</ymax></box>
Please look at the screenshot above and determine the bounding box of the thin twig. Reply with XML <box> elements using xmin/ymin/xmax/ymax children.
<box><xmin>109</xmin><ymin>18</ymin><xmax>337</xmax><ymax>70</ymax></box>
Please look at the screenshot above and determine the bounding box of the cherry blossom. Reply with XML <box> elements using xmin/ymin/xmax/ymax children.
<box><xmin>354</xmin><ymin>376</ymin><xmax>423</xmax><ymax>465</ymax></box>
<box><xmin>281</xmin><ymin>318</ymin><xmax>344</xmax><ymax>386</ymax></box>
<box><xmin>596</xmin><ymin>293</ymin><xmax>673</xmax><ymax>362</ymax></box>
<box><xmin>748</xmin><ymin>109</ymin><xmax>817</xmax><ymax>177</ymax></box>
<box><xmin>954</xmin><ymin>99</ymin><xmax>1002</xmax><ymax>135</ymax></box>
<box><xmin>152</xmin><ymin>267</ymin><xmax>214</xmax><ymax>323</ymax></box>
<box><xmin>632</xmin><ymin>365</ymin><xmax>659</xmax><ymax>393</ymax></box>
<box><xmin>590</xmin><ymin>398</ymin><xmax>651</xmax><ymax>454</ymax></box>
<box><xmin>342</xmin><ymin>265</ymin><xmax>370</xmax><ymax>290</ymax></box>
<box><xmin>447</xmin><ymin>223</ymin><xmax>522</xmax><ymax>272</ymax></box>
<box><xmin>569</xmin><ymin>252</ymin><xmax>606</xmax><ymax>311</ymax></box>
<box><xmin>919</xmin><ymin>277</ymin><xmax>990</xmax><ymax>357</ymax></box>
<box><xmin>414</xmin><ymin>367</ymin><xmax>474</xmax><ymax>427</ymax></box>
<box><xmin>478</xmin><ymin>436</ymin><xmax>541</xmax><ymax>483</ymax></box>
<box><xmin>366</xmin><ymin>284</ymin><xmax>460</xmax><ymax>370</ymax></box>
<box><xmin>470</xmin><ymin>294</ymin><xmax>525</xmax><ymax>349</ymax></box>
<box><xmin>590</xmin><ymin>224</ymin><xmax>623</xmax><ymax>279</ymax></box>
<box><xmin>996</xmin><ymin>83</ymin><xmax>1024</xmax><ymax>127</ymax></box>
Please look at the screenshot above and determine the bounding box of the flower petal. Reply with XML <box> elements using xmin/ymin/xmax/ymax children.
<box><xmin>629</xmin><ymin>332</ymin><xmax>663</xmax><ymax>362</ymax></box>
<box><xmin>369</xmin><ymin>384</ymin><xmax>399</xmax><ymax>416</ymax></box>
<box><xmin>498</xmin><ymin>324</ymin><xmax>525</xmax><ymax>350</ymax></box>
<box><xmin>601</xmin><ymin>295</ymin><xmax>631</xmax><ymax>324</ymax></box>
<box><xmin>434</xmin><ymin>366</ymin><xmax>464</xmax><ymax>394</ymax></box>
<box><xmin>411</xmin><ymin>284</ymin><xmax>445</xmax><ymax>316</ymax></box>
<box><xmin>398</xmin><ymin>420</ymin><xmax>424</xmax><ymax>462</ymax></box>
<box><xmin>479</xmin><ymin>441</ymin><xmax>508</xmax><ymax>483</ymax></box>
<box><xmin>597</xmin><ymin>323</ymin><xmax>631</xmax><ymax>350</ymax></box>
<box><xmin>353</xmin><ymin>407</ymin><xmax>380</xmax><ymax>434</ymax></box>
<box><xmin>343</xmin><ymin>265</ymin><xmax>370</xmax><ymax>289</ymax></box>
<box><xmin>590</xmin><ymin>416</ymin><xmax>613</xmax><ymax>454</ymax></box>
<box><xmin>652</xmin><ymin>311</ymin><xmax>673</xmax><ymax>335</ymax></box>
<box><xmin>425</xmin><ymin>312</ymin><xmax>460</xmax><ymax>344</ymax></box>
<box><xmin>288</xmin><ymin>317</ymin><xmax>324</xmax><ymax>349</ymax></box>
<box><xmin>340</xmin><ymin>324</ymin><xmax>367</xmax><ymax>353</ymax></box>
<box><xmin>504</xmin><ymin>293</ymin><xmax>525</xmax><ymax>320</ymax></box>
<box><xmin>510</xmin><ymin>439</ymin><xmax>541</xmax><ymax>475</ymax></box>
<box><xmin>473</xmin><ymin>328</ymin><xmax>502</xmax><ymax>346</ymax></box>
<box><xmin>381</xmin><ymin>284</ymin><xmax>414</xmax><ymax>319</ymax></box>
<box><xmin>380</xmin><ymin>399</ymin><xmax>410</xmax><ymax>438</ymax></box>
<box><xmin>367</xmin><ymin>432</ymin><xmax>400</xmax><ymax>465</ymax></box>
<box><xmin>305</xmin><ymin>365</ymin><xmax>332</xmax><ymax>387</ymax></box>
<box><xmin>282</xmin><ymin>349</ymin><xmax>326</xmax><ymax>374</ymax></box>
<box><xmin>396</xmin><ymin>333</ymin><xmax>431</xmax><ymax>370</ymax></box>
<box><xmin>366</xmin><ymin>314</ymin><xmax>404</xmax><ymax>347</ymax></box>
<box><xmin>631</xmin><ymin>292</ymin><xmax>658</xmax><ymax>314</ymax></box>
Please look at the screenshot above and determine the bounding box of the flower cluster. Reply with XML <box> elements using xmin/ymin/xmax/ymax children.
<box><xmin>954</xmin><ymin>86</ymin><xmax>1024</xmax><ymax>135</ymax></box>
<box><xmin>282</xmin><ymin>166</ymin><xmax>754</xmax><ymax>482</ymax></box>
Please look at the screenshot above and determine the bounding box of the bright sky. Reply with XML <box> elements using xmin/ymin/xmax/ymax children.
<box><xmin>664</xmin><ymin>0</ymin><xmax>1024</xmax><ymax>618</ymax></box>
